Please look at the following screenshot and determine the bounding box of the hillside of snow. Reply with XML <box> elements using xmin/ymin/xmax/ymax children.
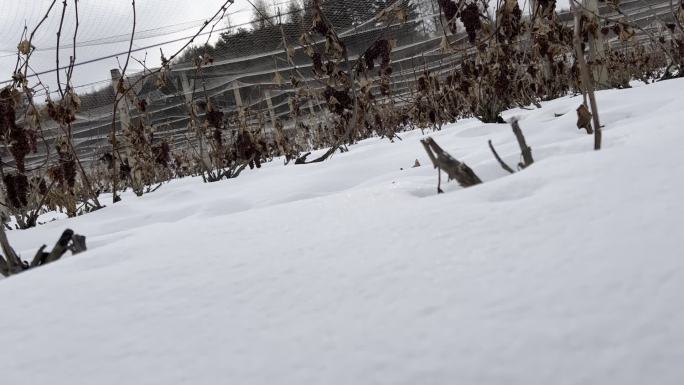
<box><xmin>1</xmin><ymin>78</ymin><xmax>683</xmax><ymax>384</ymax></box>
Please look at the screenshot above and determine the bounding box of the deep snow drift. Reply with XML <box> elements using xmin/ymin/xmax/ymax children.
<box><xmin>2</xmin><ymin>79</ymin><xmax>683</xmax><ymax>384</ymax></box>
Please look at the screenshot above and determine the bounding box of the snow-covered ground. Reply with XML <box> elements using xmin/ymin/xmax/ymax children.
<box><xmin>2</xmin><ymin>79</ymin><xmax>683</xmax><ymax>384</ymax></box>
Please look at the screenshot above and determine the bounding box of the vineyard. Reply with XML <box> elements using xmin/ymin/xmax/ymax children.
<box><xmin>0</xmin><ymin>1</ymin><xmax>681</xmax><ymax>236</ymax></box>
<box><xmin>1</xmin><ymin>0</ymin><xmax>684</xmax><ymax>383</ymax></box>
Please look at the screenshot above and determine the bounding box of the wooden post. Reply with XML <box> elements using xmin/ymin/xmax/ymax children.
<box><xmin>511</xmin><ymin>119</ymin><xmax>534</xmax><ymax>169</ymax></box>
<box><xmin>179</xmin><ymin>71</ymin><xmax>211</xmax><ymax>172</ymax></box>
<box><xmin>233</xmin><ymin>81</ymin><xmax>246</xmax><ymax>130</ymax></box>
<box><xmin>309</xmin><ymin>88</ymin><xmax>331</xmax><ymax>146</ymax></box>
<box><xmin>109</xmin><ymin>69</ymin><xmax>121</xmax><ymax>201</ymax></box>
<box><xmin>420</xmin><ymin>137</ymin><xmax>482</xmax><ymax>189</ymax></box>
<box><xmin>573</xmin><ymin>2</ymin><xmax>602</xmax><ymax>150</ymax></box>
<box><xmin>583</xmin><ymin>0</ymin><xmax>609</xmax><ymax>88</ymax></box>
<box><xmin>111</xmin><ymin>68</ymin><xmax>144</xmax><ymax>196</ymax></box>
<box><xmin>265</xmin><ymin>89</ymin><xmax>288</xmax><ymax>156</ymax></box>
<box><xmin>179</xmin><ymin>70</ymin><xmax>194</xmax><ymax>104</ymax></box>
<box><xmin>0</xmin><ymin>164</ymin><xmax>11</xmax><ymax>224</ymax></box>
<box><xmin>264</xmin><ymin>89</ymin><xmax>278</xmax><ymax>131</ymax></box>
<box><xmin>0</xmin><ymin>225</ymin><xmax>23</xmax><ymax>276</ymax></box>
<box><xmin>304</xmin><ymin>99</ymin><xmax>318</xmax><ymax>150</ymax></box>
<box><xmin>232</xmin><ymin>81</ymin><xmax>243</xmax><ymax>109</ymax></box>
<box><xmin>111</xmin><ymin>69</ymin><xmax>131</xmax><ymax>129</ymax></box>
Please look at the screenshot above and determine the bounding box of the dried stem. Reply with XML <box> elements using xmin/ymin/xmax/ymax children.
<box><xmin>55</xmin><ymin>0</ymin><xmax>68</xmax><ymax>97</ymax></box>
<box><xmin>488</xmin><ymin>139</ymin><xmax>515</xmax><ymax>174</ymax></box>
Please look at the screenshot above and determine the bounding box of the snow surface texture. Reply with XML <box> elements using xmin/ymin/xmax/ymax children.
<box><xmin>2</xmin><ymin>79</ymin><xmax>683</xmax><ymax>384</ymax></box>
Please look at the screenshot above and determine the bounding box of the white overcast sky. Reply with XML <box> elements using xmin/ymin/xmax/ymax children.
<box><xmin>0</xmin><ymin>0</ymin><xmax>268</xmax><ymax>96</ymax></box>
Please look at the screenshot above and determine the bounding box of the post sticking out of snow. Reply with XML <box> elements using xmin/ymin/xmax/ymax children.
<box><xmin>572</xmin><ymin>2</ymin><xmax>602</xmax><ymax>150</ymax></box>
<box><xmin>421</xmin><ymin>137</ymin><xmax>482</xmax><ymax>192</ymax></box>
<box><xmin>511</xmin><ymin>119</ymin><xmax>534</xmax><ymax>169</ymax></box>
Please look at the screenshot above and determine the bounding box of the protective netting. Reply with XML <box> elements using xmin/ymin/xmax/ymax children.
<box><xmin>2</xmin><ymin>0</ymin><xmax>678</xmax><ymax>168</ymax></box>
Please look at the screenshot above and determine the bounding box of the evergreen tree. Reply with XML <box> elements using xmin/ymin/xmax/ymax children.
<box><xmin>286</xmin><ymin>1</ymin><xmax>304</xmax><ymax>27</ymax></box>
<box><xmin>216</xmin><ymin>0</ymin><xmax>424</xmax><ymax>59</ymax></box>
<box><xmin>250</xmin><ymin>0</ymin><xmax>272</xmax><ymax>30</ymax></box>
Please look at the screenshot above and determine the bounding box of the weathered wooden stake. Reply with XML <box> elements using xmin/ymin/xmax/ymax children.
<box><xmin>511</xmin><ymin>119</ymin><xmax>534</xmax><ymax>169</ymax></box>
<box><xmin>111</xmin><ymin>68</ymin><xmax>144</xmax><ymax>195</ymax></box>
<box><xmin>421</xmin><ymin>137</ymin><xmax>482</xmax><ymax>189</ymax></box>
<box><xmin>582</xmin><ymin>0</ymin><xmax>609</xmax><ymax>88</ymax></box>
<box><xmin>572</xmin><ymin>3</ymin><xmax>603</xmax><ymax>150</ymax></box>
